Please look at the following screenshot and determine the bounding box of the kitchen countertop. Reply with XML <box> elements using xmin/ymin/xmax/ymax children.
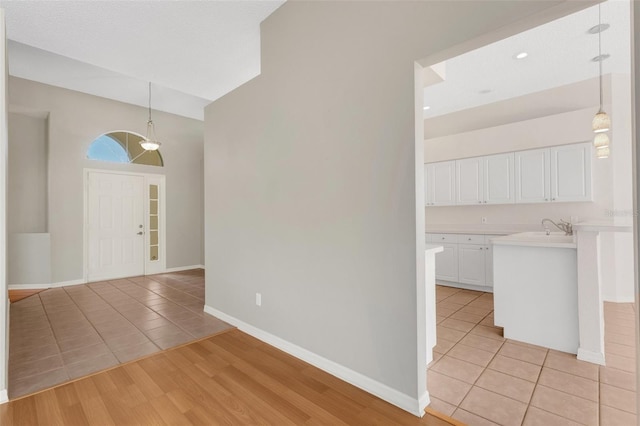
<box><xmin>492</xmin><ymin>231</ymin><xmax>577</xmax><ymax>249</ymax></box>
<box><xmin>425</xmin><ymin>244</ymin><xmax>444</xmax><ymax>253</ymax></box>
<box><xmin>425</xmin><ymin>224</ymin><xmax>539</xmax><ymax>236</ymax></box>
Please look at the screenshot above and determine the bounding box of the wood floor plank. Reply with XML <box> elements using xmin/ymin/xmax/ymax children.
<box><xmin>9</xmin><ymin>290</ymin><xmax>44</xmax><ymax>303</ymax></box>
<box><xmin>1</xmin><ymin>329</ymin><xmax>456</xmax><ymax>426</ymax></box>
<box><xmin>34</xmin><ymin>391</ymin><xmax>66</xmax><ymax>426</ymax></box>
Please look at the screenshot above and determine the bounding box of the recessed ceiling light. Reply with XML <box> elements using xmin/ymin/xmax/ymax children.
<box><xmin>515</xmin><ymin>52</ymin><xmax>528</xmax><ymax>59</ymax></box>
<box><xmin>423</xmin><ymin>106</ymin><xmax>430</xmax><ymax>110</ymax></box>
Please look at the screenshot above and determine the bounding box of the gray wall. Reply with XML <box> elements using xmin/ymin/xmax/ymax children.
<box><xmin>204</xmin><ymin>0</ymin><xmax>581</xmax><ymax>403</ymax></box>
<box><xmin>8</xmin><ymin>112</ymin><xmax>47</xmax><ymax>234</ymax></box>
<box><xmin>8</xmin><ymin>77</ymin><xmax>204</xmax><ymax>283</ymax></box>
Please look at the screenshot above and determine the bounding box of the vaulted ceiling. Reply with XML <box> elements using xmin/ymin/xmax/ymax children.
<box><xmin>1</xmin><ymin>1</ymin><xmax>285</xmax><ymax>120</ymax></box>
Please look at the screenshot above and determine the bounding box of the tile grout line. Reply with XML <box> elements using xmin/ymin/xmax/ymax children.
<box><xmin>127</xmin><ymin>275</ymin><xmax>205</xmax><ymax>312</ymax></box>
<box><xmin>64</xmin><ymin>284</ymin><xmax>154</xmax><ymax>349</ymax></box>
<box><xmin>432</xmin><ymin>288</ymin><xmax>514</xmax><ymax>424</ymax></box>
<box><xmin>86</xmin><ymin>280</ymin><xmax>193</xmax><ymax>346</ymax></box>
<box><xmin>114</xmin><ymin>277</ymin><xmax>212</xmax><ymax>339</ymax></box>
<box><xmin>8</xmin><ymin>293</ymin><xmax>69</xmax><ymax>391</ymax></box>
<box><xmin>123</xmin><ymin>276</ymin><xmax>205</xmax><ymax>317</ymax></box>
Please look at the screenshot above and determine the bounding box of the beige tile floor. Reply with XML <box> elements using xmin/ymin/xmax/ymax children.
<box><xmin>428</xmin><ymin>285</ymin><xmax>637</xmax><ymax>426</ymax></box>
<box><xmin>9</xmin><ymin>269</ymin><xmax>233</xmax><ymax>399</ymax></box>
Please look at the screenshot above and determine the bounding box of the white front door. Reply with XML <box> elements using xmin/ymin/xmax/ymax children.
<box><xmin>87</xmin><ymin>172</ymin><xmax>145</xmax><ymax>281</ymax></box>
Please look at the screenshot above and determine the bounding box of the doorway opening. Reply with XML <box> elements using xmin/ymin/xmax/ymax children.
<box><xmin>416</xmin><ymin>1</ymin><xmax>637</xmax><ymax>423</ymax></box>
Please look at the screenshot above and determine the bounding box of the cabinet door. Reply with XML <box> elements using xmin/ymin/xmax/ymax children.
<box><xmin>425</xmin><ymin>161</ymin><xmax>456</xmax><ymax>206</ymax></box>
<box><xmin>515</xmin><ymin>148</ymin><xmax>550</xmax><ymax>203</ymax></box>
<box><xmin>484</xmin><ymin>244</ymin><xmax>493</xmax><ymax>288</ymax></box>
<box><xmin>484</xmin><ymin>153</ymin><xmax>515</xmax><ymax>204</ymax></box>
<box><xmin>550</xmin><ymin>143</ymin><xmax>592</xmax><ymax>202</ymax></box>
<box><xmin>456</xmin><ymin>157</ymin><xmax>484</xmax><ymax>205</ymax></box>
<box><xmin>458</xmin><ymin>244</ymin><xmax>486</xmax><ymax>286</ymax></box>
<box><xmin>435</xmin><ymin>243</ymin><xmax>458</xmax><ymax>282</ymax></box>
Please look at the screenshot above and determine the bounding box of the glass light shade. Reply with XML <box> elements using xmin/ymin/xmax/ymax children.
<box><xmin>592</xmin><ymin>111</ymin><xmax>611</xmax><ymax>133</ymax></box>
<box><xmin>593</xmin><ymin>133</ymin><xmax>610</xmax><ymax>148</ymax></box>
<box><xmin>140</xmin><ymin>119</ymin><xmax>161</xmax><ymax>150</ymax></box>
<box><xmin>596</xmin><ymin>145</ymin><xmax>610</xmax><ymax>159</ymax></box>
<box><xmin>140</xmin><ymin>139</ymin><xmax>161</xmax><ymax>151</ymax></box>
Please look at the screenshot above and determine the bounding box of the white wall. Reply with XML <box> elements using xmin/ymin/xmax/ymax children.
<box><xmin>8</xmin><ymin>77</ymin><xmax>204</xmax><ymax>283</ymax></box>
<box><xmin>7</xmin><ymin>113</ymin><xmax>47</xmax><ymax>234</ymax></box>
<box><xmin>203</xmin><ymin>0</ymin><xmax>586</xmax><ymax>414</ymax></box>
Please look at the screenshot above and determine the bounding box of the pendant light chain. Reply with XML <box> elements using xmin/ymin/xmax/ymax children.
<box><xmin>592</xmin><ymin>2</ymin><xmax>610</xmax><ymax>158</ymax></box>
<box><xmin>598</xmin><ymin>3</ymin><xmax>603</xmax><ymax>112</ymax></box>
<box><xmin>148</xmin><ymin>82</ymin><xmax>153</xmax><ymax>123</ymax></box>
<box><xmin>140</xmin><ymin>82</ymin><xmax>161</xmax><ymax>151</ymax></box>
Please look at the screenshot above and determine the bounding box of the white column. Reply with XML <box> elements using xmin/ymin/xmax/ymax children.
<box><xmin>576</xmin><ymin>230</ymin><xmax>606</xmax><ymax>365</ymax></box>
<box><xmin>0</xmin><ymin>8</ymin><xmax>8</xmax><ymax>404</ymax></box>
<box><xmin>425</xmin><ymin>245</ymin><xmax>443</xmax><ymax>365</ymax></box>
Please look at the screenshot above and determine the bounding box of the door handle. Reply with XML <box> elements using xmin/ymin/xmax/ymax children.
<box><xmin>137</xmin><ymin>231</ymin><xmax>144</xmax><ymax>235</ymax></box>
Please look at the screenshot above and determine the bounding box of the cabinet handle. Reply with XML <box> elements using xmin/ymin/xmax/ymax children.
<box><xmin>545</xmin><ymin>198</ymin><xmax>549</xmax><ymax>201</ymax></box>
<box><xmin>552</xmin><ymin>198</ymin><xmax>556</xmax><ymax>201</ymax></box>
<box><xmin>484</xmin><ymin>201</ymin><xmax>487</xmax><ymax>204</ymax></box>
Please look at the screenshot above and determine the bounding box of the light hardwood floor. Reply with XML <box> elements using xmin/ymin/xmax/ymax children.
<box><xmin>8</xmin><ymin>290</ymin><xmax>43</xmax><ymax>303</ymax></box>
<box><xmin>0</xmin><ymin>329</ymin><xmax>455</xmax><ymax>425</ymax></box>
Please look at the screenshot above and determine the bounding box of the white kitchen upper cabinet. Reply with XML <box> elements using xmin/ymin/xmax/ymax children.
<box><xmin>514</xmin><ymin>148</ymin><xmax>550</xmax><ymax>203</ymax></box>
<box><xmin>550</xmin><ymin>142</ymin><xmax>592</xmax><ymax>202</ymax></box>
<box><xmin>484</xmin><ymin>153</ymin><xmax>515</xmax><ymax>204</ymax></box>
<box><xmin>458</xmin><ymin>244</ymin><xmax>486</xmax><ymax>286</ymax></box>
<box><xmin>425</xmin><ymin>161</ymin><xmax>456</xmax><ymax>206</ymax></box>
<box><xmin>435</xmin><ymin>243</ymin><xmax>458</xmax><ymax>282</ymax></box>
<box><xmin>456</xmin><ymin>157</ymin><xmax>484</xmax><ymax>205</ymax></box>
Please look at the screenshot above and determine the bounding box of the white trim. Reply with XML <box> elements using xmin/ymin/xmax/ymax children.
<box><xmin>8</xmin><ymin>283</ymin><xmax>50</xmax><ymax>290</ymax></box>
<box><xmin>164</xmin><ymin>265</ymin><xmax>204</xmax><ymax>273</ymax></box>
<box><xmin>0</xmin><ymin>389</ymin><xmax>8</xmax><ymax>404</ymax></box>
<box><xmin>8</xmin><ymin>278</ymin><xmax>85</xmax><ymax>291</ymax></box>
<box><xmin>577</xmin><ymin>348</ymin><xmax>606</xmax><ymax>365</ymax></box>
<box><xmin>203</xmin><ymin>305</ymin><xmax>427</xmax><ymax>417</ymax></box>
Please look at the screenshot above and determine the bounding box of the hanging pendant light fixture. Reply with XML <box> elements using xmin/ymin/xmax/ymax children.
<box><xmin>591</xmin><ymin>4</ymin><xmax>611</xmax><ymax>148</ymax></box>
<box><xmin>140</xmin><ymin>82</ymin><xmax>162</xmax><ymax>151</ymax></box>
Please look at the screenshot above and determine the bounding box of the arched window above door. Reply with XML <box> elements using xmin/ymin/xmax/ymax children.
<box><xmin>87</xmin><ymin>131</ymin><xmax>164</xmax><ymax>167</ymax></box>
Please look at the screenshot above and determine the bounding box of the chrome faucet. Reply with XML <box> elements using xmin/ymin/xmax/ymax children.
<box><xmin>541</xmin><ymin>218</ymin><xmax>573</xmax><ymax>236</ymax></box>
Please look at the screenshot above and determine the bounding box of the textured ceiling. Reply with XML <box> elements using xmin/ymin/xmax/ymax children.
<box><xmin>1</xmin><ymin>0</ymin><xmax>285</xmax><ymax>120</ymax></box>
<box><xmin>423</xmin><ymin>0</ymin><xmax>630</xmax><ymax>122</ymax></box>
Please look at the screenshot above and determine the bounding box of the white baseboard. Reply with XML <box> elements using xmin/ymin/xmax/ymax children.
<box><xmin>8</xmin><ymin>266</ymin><xmax>205</xmax><ymax>291</ymax></box>
<box><xmin>577</xmin><ymin>348</ymin><xmax>606</xmax><ymax>365</ymax></box>
<box><xmin>203</xmin><ymin>305</ymin><xmax>428</xmax><ymax>417</ymax></box>
<box><xmin>0</xmin><ymin>389</ymin><xmax>8</xmax><ymax>404</ymax></box>
<box><xmin>8</xmin><ymin>283</ymin><xmax>50</xmax><ymax>290</ymax></box>
<box><xmin>8</xmin><ymin>278</ymin><xmax>85</xmax><ymax>291</ymax></box>
<box><xmin>164</xmin><ymin>265</ymin><xmax>205</xmax><ymax>273</ymax></box>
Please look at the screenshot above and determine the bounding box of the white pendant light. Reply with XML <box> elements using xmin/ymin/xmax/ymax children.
<box><xmin>593</xmin><ymin>132</ymin><xmax>610</xmax><ymax>148</ymax></box>
<box><xmin>140</xmin><ymin>82</ymin><xmax>161</xmax><ymax>151</ymax></box>
<box><xmin>596</xmin><ymin>145</ymin><xmax>610</xmax><ymax>159</ymax></box>
<box><xmin>592</xmin><ymin>4</ymin><xmax>611</xmax><ymax>137</ymax></box>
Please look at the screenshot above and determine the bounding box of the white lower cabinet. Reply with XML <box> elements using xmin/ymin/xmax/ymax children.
<box><xmin>428</xmin><ymin>233</ymin><xmax>499</xmax><ymax>291</ymax></box>
<box><xmin>435</xmin><ymin>244</ymin><xmax>458</xmax><ymax>282</ymax></box>
<box><xmin>485</xmin><ymin>243</ymin><xmax>494</xmax><ymax>287</ymax></box>
<box><xmin>458</xmin><ymin>244</ymin><xmax>486</xmax><ymax>286</ymax></box>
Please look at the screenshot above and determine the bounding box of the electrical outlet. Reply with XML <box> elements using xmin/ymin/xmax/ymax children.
<box><xmin>481</xmin><ymin>217</ymin><xmax>487</xmax><ymax>224</ymax></box>
<box><xmin>256</xmin><ymin>293</ymin><xmax>262</xmax><ymax>307</ymax></box>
